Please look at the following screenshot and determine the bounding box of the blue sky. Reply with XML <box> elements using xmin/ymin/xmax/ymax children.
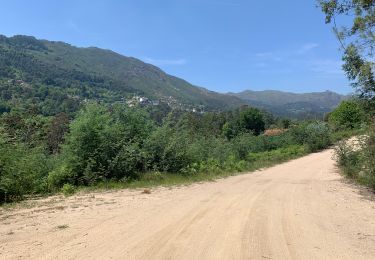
<box><xmin>0</xmin><ymin>0</ymin><xmax>352</xmax><ymax>94</ymax></box>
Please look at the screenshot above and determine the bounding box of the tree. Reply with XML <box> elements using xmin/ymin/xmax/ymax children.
<box><xmin>281</xmin><ymin>118</ymin><xmax>292</xmax><ymax>129</ymax></box>
<box><xmin>222</xmin><ymin>107</ymin><xmax>265</xmax><ymax>139</ymax></box>
<box><xmin>238</xmin><ymin>107</ymin><xmax>265</xmax><ymax>135</ymax></box>
<box><xmin>60</xmin><ymin>103</ymin><xmax>113</xmax><ymax>184</ymax></box>
<box><xmin>329</xmin><ymin>100</ymin><xmax>367</xmax><ymax>129</ymax></box>
<box><xmin>319</xmin><ymin>0</ymin><xmax>375</xmax><ymax>107</ymax></box>
<box><xmin>46</xmin><ymin>112</ymin><xmax>70</xmax><ymax>154</ymax></box>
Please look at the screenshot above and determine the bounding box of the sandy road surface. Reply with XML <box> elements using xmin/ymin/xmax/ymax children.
<box><xmin>1</xmin><ymin>149</ymin><xmax>375</xmax><ymax>260</ymax></box>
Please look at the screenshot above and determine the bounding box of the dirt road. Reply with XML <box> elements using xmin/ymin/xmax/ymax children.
<box><xmin>1</xmin><ymin>149</ymin><xmax>375</xmax><ymax>259</ymax></box>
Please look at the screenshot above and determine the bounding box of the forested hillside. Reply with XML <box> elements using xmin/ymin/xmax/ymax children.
<box><xmin>0</xmin><ymin>35</ymin><xmax>243</xmax><ymax>115</ymax></box>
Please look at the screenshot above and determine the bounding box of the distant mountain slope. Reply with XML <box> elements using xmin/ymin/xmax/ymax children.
<box><xmin>0</xmin><ymin>35</ymin><xmax>243</xmax><ymax>115</ymax></box>
<box><xmin>229</xmin><ymin>90</ymin><xmax>348</xmax><ymax>119</ymax></box>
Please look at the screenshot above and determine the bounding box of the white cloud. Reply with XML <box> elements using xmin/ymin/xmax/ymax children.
<box><xmin>296</xmin><ymin>43</ymin><xmax>319</xmax><ymax>54</ymax></box>
<box><xmin>143</xmin><ymin>57</ymin><xmax>187</xmax><ymax>66</ymax></box>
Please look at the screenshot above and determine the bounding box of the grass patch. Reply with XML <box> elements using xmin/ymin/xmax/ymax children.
<box><xmin>61</xmin><ymin>184</ymin><xmax>76</xmax><ymax>197</ymax></box>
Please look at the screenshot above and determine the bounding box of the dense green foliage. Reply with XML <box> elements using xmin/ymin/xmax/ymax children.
<box><xmin>290</xmin><ymin>121</ymin><xmax>332</xmax><ymax>152</ymax></box>
<box><xmin>0</xmin><ymin>130</ymin><xmax>51</xmax><ymax>202</ymax></box>
<box><xmin>223</xmin><ymin>107</ymin><xmax>265</xmax><ymax>138</ymax></box>
<box><xmin>0</xmin><ymin>102</ymin><xmax>341</xmax><ymax>203</ymax></box>
<box><xmin>328</xmin><ymin>100</ymin><xmax>367</xmax><ymax>129</ymax></box>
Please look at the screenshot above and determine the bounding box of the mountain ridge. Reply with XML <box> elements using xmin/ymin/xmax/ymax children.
<box><xmin>0</xmin><ymin>34</ymin><xmax>244</xmax><ymax>114</ymax></box>
<box><xmin>228</xmin><ymin>89</ymin><xmax>348</xmax><ymax>119</ymax></box>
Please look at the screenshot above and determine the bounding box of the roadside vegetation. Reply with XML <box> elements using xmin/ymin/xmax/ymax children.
<box><xmin>335</xmin><ymin>133</ymin><xmax>375</xmax><ymax>189</ymax></box>
<box><xmin>0</xmin><ymin>100</ymin><xmax>360</xmax><ymax>203</ymax></box>
<box><xmin>331</xmin><ymin>99</ymin><xmax>374</xmax><ymax>189</ymax></box>
<box><xmin>319</xmin><ymin>0</ymin><xmax>375</xmax><ymax>190</ymax></box>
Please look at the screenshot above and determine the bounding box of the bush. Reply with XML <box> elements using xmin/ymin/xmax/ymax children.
<box><xmin>145</xmin><ymin>128</ymin><xmax>192</xmax><ymax>173</ymax></box>
<box><xmin>329</xmin><ymin>100</ymin><xmax>367</xmax><ymax>130</ymax></box>
<box><xmin>359</xmin><ymin>133</ymin><xmax>375</xmax><ymax>189</ymax></box>
<box><xmin>335</xmin><ymin>133</ymin><xmax>375</xmax><ymax>189</ymax></box>
<box><xmin>61</xmin><ymin>184</ymin><xmax>75</xmax><ymax>196</ymax></box>
<box><xmin>223</xmin><ymin>107</ymin><xmax>265</xmax><ymax>139</ymax></box>
<box><xmin>223</xmin><ymin>155</ymin><xmax>247</xmax><ymax>171</ymax></box>
<box><xmin>0</xmin><ymin>132</ymin><xmax>51</xmax><ymax>202</ymax></box>
<box><xmin>58</xmin><ymin>103</ymin><xmax>155</xmax><ymax>185</ymax></box>
<box><xmin>109</xmin><ymin>143</ymin><xmax>147</xmax><ymax>180</ymax></box>
<box><xmin>291</xmin><ymin>121</ymin><xmax>332</xmax><ymax>152</ymax></box>
<box><xmin>334</xmin><ymin>141</ymin><xmax>362</xmax><ymax>178</ymax></box>
<box><xmin>47</xmin><ymin>163</ymin><xmax>75</xmax><ymax>190</ymax></box>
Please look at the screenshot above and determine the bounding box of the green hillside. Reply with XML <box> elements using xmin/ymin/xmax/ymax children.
<box><xmin>229</xmin><ymin>90</ymin><xmax>348</xmax><ymax>119</ymax></box>
<box><xmin>0</xmin><ymin>35</ymin><xmax>243</xmax><ymax>115</ymax></box>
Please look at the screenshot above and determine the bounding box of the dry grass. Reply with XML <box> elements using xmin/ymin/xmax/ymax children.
<box><xmin>263</xmin><ymin>128</ymin><xmax>287</xmax><ymax>136</ymax></box>
<box><xmin>142</xmin><ymin>189</ymin><xmax>152</xmax><ymax>194</ymax></box>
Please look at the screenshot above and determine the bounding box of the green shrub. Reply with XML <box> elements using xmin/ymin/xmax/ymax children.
<box><xmin>291</xmin><ymin>122</ymin><xmax>332</xmax><ymax>152</ymax></box>
<box><xmin>0</xmin><ymin>131</ymin><xmax>51</xmax><ymax>203</ymax></box>
<box><xmin>222</xmin><ymin>155</ymin><xmax>248</xmax><ymax>171</ymax></box>
<box><xmin>59</xmin><ymin>103</ymin><xmax>155</xmax><ymax>185</ymax></box>
<box><xmin>329</xmin><ymin>100</ymin><xmax>367</xmax><ymax>130</ymax></box>
<box><xmin>198</xmin><ymin>158</ymin><xmax>222</xmax><ymax>173</ymax></box>
<box><xmin>109</xmin><ymin>143</ymin><xmax>147</xmax><ymax>180</ymax></box>
<box><xmin>230</xmin><ymin>132</ymin><xmax>294</xmax><ymax>160</ymax></box>
<box><xmin>47</xmin><ymin>163</ymin><xmax>75</xmax><ymax>190</ymax></box>
<box><xmin>145</xmin><ymin>128</ymin><xmax>193</xmax><ymax>173</ymax></box>
<box><xmin>334</xmin><ymin>133</ymin><xmax>375</xmax><ymax>190</ymax></box>
<box><xmin>334</xmin><ymin>141</ymin><xmax>362</xmax><ymax>178</ymax></box>
<box><xmin>61</xmin><ymin>183</ymin><xmax>75</xmax><ymax>196</ymax></box>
